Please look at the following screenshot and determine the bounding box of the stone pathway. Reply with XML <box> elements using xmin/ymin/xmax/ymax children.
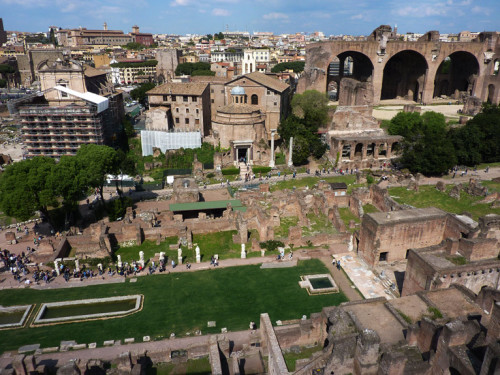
<box><xmin>319</xmin><ymin>256</ymin><xmax>363</xmax><ymax>301</ymax></box>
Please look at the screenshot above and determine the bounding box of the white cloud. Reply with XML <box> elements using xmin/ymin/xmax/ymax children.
<box><xmin>471</xmin><ymin>6</ymin><xmax>490</xmax><ymax>15</ymax></box>
<box><xmin>351</xmin><ymin>14</ymin><xmax>363</xmax><ymax>20</ymax></box>
<box><xmin>170</xmin><ymin>0</ymin><xmax>190</xmax><ymax>6</ymax></box>
<box><xmin>212</xmin><ymin>8</ymin><xmax>230</xmax><ymax>16</ymax></box>
<box><xmin>262</xmin><ymin>12</ymin><xmax>288</xmax><ymax>20</ymax></box>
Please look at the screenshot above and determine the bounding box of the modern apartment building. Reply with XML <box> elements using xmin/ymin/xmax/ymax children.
<box><xmin>11</xmin><ymin>57</ymin><xmax>123</xmax><ymax>158</ymax></box>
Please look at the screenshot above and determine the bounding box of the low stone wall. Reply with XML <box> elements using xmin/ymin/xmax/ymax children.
<box><xmin>274</xmin><ymin>312</ymin><xmax>323</xmax><ymax>350</ymax></box>
<box><xmin>260</xmin><ymin>313</ymin><xmax>290</xmax><ymax>375</ymax></box>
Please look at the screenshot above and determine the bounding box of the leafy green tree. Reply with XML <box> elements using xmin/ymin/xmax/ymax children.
<box><xmin>467</xmin><ymin>104</ymin><xmax>500</xmax><ymax>163</ymax></box>
<box><xmin>175</xmin><ymin>62</ymin><xmax>212</xmax><ymax>76</ymax></box>
<box><xmin>131</xmin><ymin>82</ymin><xmax>155</xmax><ymax>103</ymax></box>
<box><xmin>76</xmin><ymin>145</ymin><xmax>120</xmax><ymax>202</ymax></box>
<box><xmin>292</xmin><ymin>135</ymin><xmax>311</xmax><ymax>165</ymax></box>
<box><xmin>271</xmin><ymin>61</ymin><xmax>305</xmax><ymax>73</ymax></box>
<box><xmin>291</xmin><ymin>90</ymin><xmax>329</xmax><ymax>131</ymax></box>
<box><xmin>0</xmin><ymin>157</ymin><xmax>58</xmax><ymax>222</ymax></box>
<box><xmin>391</xmin><ymin>111</ymin><xmax>456</xmax><ymax>176</ymax></box>
<box><xmin>0</xmin><ymin>79</ymin><xmax>6</xmax><ymax>88</ymax></box>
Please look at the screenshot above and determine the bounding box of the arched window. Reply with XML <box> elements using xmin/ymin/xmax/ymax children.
<box><xmin>251</xmin><ymin>94</ymin><xmax>258</xmax><ymax>105</ymax></box>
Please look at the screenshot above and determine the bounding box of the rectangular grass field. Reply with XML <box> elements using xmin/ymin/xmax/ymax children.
<box><xmin>0</xmin><ymin>259</ymin><xmax>347</xmax><ymax>353</ymax></box>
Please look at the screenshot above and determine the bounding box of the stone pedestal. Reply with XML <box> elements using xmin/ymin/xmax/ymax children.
<box><xmin>75</xmin><ymin>259</ymin><xmax>80</xmax><ymax>272</ymax></box>
<box><xmin>261</xmin><ymin>249</ymin><xmax>265</xmax><ymax>257</ymax></box>
<box><xmin>195</xmin><ymin>246</ymin><xmax>201</xmax><ymax>264</ymax></box>
<box><xmin>177</xmin><ymin>248</ymin><xmax>183</xmax><ymax>265</ymax></box>
<box><xmin>288</xmin><ymin>137</ymin><xmax>294</xmax><ymax>167</ymax></box>
<box><xmin>241</xmin><ymin>244</ymin><xmax>246</xmax><ymax>259</ymax></box>
<box><xmin>139</xmin><ymin>251</ymin><xmax>145</xmax><ymax>268</ymax></box>
<box><xmin>159</xmin><ymin>252</ymin><xmax>165</xmax><ymax>262</ymax></box>
<box><xmin>117</xmin><ymin>255</ymin><xmax>122</xmax><ymax>268</ymax></box>
<box><xmin>54</xmin><ymin>260</ymin><xmax>60</xmax><ymax>276</ymax></box>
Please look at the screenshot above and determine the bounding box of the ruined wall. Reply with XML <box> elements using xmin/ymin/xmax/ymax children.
<box><xmin>358</xmin><ymin>212</ymin><xmax>447</xmax><ymax>266</ymax></box>
<box><xmin>402</xmin><ymin>249</ymin><xmax>437</xmax><ymax>296</ymax></box>
<box><xmin>274</xmin><ymin>313</ymin><xmax>323</xmax><ymax>350</ymax></box>
<box><xmin>369</xmin><ymin>184</ymin><xmax>403</xmax><ymax>212</ymax></box>
<box><xmin>260</xmin><ymin>313</ymin><xmax>290</xmax><ymax>375</ymax></box>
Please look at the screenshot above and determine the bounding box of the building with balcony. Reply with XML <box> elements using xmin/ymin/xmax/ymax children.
<box><xmin>10</xmin><ymin>57</ymin><xmax>123</xmax><ymax>158</ymax></box>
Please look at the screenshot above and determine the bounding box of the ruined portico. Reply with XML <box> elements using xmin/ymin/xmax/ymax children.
<box><xmin>299</xmin><ymin>26</ymin><xmax>500</xmax><ymax>105</ymax></box>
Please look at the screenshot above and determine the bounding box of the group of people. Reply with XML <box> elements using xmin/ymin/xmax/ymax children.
<box><xmin>1</xmin><ymin>249</ymin><xmax>32</xmax><ymax>283</ymax></box>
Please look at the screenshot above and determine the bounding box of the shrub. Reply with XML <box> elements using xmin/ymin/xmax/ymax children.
<box><xmin>366</xmin><ymin>174</ymin><xmax>374</xmax><ymax>184</ymax></box>
<box><xmin>206</xmin><ymin>172</ymin><xmax>215</xmax><ymax>178</ymax></box>
<box><xmin>259</xmin><ymin>240</ymin><xmax>284</xmax><ymax>252</ymax></box>
<box><xmin>427</xmin><ymin>306</ymin><xmax>443</xmax><ymax>320</ymax></box>
<box><xmin>107</xmin><ymin>197</ymin><xmax>133</xmax><ymax>221</ymax></box>
<box><xmin>221</xmin><ymin>168</ymin><xmax>239</xmax><ymax>176</ymax></box>
<box><xmin>252</xmin><ymin>166</ymin><xmax>271</xmax><ymax>174</ymax></box>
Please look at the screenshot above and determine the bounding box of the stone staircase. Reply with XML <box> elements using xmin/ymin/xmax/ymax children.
<box><xmin>239</xmin><ymin>162</ymin><xmax>252</xmax><ymax>180</ymax></box>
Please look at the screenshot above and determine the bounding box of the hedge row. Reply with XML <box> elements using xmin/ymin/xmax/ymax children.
<box><xmin>221</xmin><ymin>168</ymin><xmax>240</xmax><ymax>176</ymax></box>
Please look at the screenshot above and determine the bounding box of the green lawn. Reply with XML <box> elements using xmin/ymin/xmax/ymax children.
<box><xmin>274</xmin><ymin>216</ymin><xmax>299</xmax><ymax>238</ymax></box>
<box><xmin>362</xmin><ymin>204</ymin><xmax>379</xmax><ymax>214</ymax></box>
<box><xmin>302</xmin><ymin>213</ymin><xmax>338</xmax><ymax>237</ymax></box>
<box><xmin>270</xmin><ymin>175</ymin><xmax>356</xmax><ymax>192</ymax></box>
<box><xmin>283</xmin><ymin>345</ymin><xmax>323</xmax><ymax>372</ymax></box>
<box><xmin>338</xmin><ymin>208</ymin><xmax>360</xmax><ymax>232</ymax></box>
<box><xmin>388</xmin><ymin>185</ymin><xmax>500</xmax><ymax>221</ymax></box>
<box><xmin>0</xmin><ymin>259</ymin><xmax>347</xmax><ymax>353</ymax></box>
<box><xmin>115</xmin><ymin>237</ymin><xmax>179</xmax><ymax>263</ymax></box>
<box><xmin>115</xmin><ymin>231</ymin><xmax>262</xmax><ymax>265</ymax></box>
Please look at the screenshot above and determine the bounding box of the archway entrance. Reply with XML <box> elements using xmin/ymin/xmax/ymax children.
<box><xmin>433</xmin><ymin>52</ymin><xmax>479</xmax><ymax>99</ymax></box>
<box><xmin>327</xmin><ymin>51</ymin><xmax>374</xmax><ymax>102</ymax></box>
<box><xmin>381</xmin><ymin>50</ymin><xmax>428</xmax><ymax>102</ymax></box>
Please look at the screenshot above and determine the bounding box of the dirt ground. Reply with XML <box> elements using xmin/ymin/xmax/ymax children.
<box><xmin>372</xmin><ymin>104</ymin><xmax>463</xmax><ymax>121</ymax></box>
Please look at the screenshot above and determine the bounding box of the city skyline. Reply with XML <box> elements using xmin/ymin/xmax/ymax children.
<box><xmin>1</xmin><ymin>0</ymin><xmax>499</xmax><ymax>36</ymax></box>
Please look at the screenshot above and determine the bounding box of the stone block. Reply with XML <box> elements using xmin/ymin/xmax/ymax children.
<box><xmin>124</xmin><ymin>338</ymin><xmax>135</xmax><ymax>344</ymax></box>
<box><xmin>221</xmin><ymin>328</ymin><xmax>227</xmax><ymax>333</ymax></box>
<box><xmin>103</xmin><ymin>340</ymin><xmax>114</xmax><ymax>346</ymax></box>
<box><xmin>143</xmin><ymin>336</ymin><xmax>150</xmax><ymax>342</ymax></box>
<box><xmin>88</xmin><ymin>343</ymin><xmax>97</xmax><ymax>349</ymax></box>
<box><xmin>72</xmin><ymin>344</ymin><xmax>87</xmax><ymax>350</ymax></box>
<box><xmin>18</xmin><ymin>344</ymin><xmax>40</xmax><ymax>353</ymax></box>
<box><xmin>207</xmin><ymin>321</ymin><xmax>216</xmax><ymax>327</ymax></box>
<box><xmin>41</xmin><ymin>347</ymin><xmax>59</xmax><ymax>353</ymax></box>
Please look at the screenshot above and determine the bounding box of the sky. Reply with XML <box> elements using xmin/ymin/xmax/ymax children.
<box><xmin>1</xmin><ymin>0</ymin><xmax>499</xmax><ymax>36</ymax></box>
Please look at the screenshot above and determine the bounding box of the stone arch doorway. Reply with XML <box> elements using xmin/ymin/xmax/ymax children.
<box><xmin>433</xmin><ymin>51</ymin><xmax>479</xmax><ymax>99</ymax></box>
<box><xmin>494</xmin><ymin>59</ymin><xmax>499</xmax><ymax>75</ymax></box>
<box><xmin>487</xmin><ymin>84</ymin><xmax>495</xmax><ymax>104</ymax></box>
<box><xmin>354</xmin><ymin>143</ymin><xmax>363</xmax><ymax>159</ymax></box>
<box><xmin>381</xmin><ymin>50</ymin><xmax>428</xmax><ymax>102</ymax></box>
<box><xmin>327</xmin><ymin>51</ymin><xmax>374</xmax><ymax>101</ymax></box>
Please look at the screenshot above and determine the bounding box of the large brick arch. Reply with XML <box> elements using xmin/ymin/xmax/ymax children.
<box><xmin>380</xmin><ymin>49</ymin><xmax>428</xmax><ymax>102</ymax></box>
<box><xmin>298</xmin><ymin>36</ymin><xmax>500</xmax><ymax>105</ymax></box>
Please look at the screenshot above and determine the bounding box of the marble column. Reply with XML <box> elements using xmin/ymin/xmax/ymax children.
<box><xmin>288</xmin><ymin>137</ymin><xmax>293</xmax><ymax>167</ymax></box>
<box><xmin>269</xmin><ymin>130</ymin><xmax>276</xmax><ymax>168</ymax></box>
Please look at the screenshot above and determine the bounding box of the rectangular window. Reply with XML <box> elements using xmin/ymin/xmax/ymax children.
<box><xmin>183</xmin><ymin>96</ymin><xmax>188</xmax><ymax>102</ymax></box>
<box><xmin>163</xmin><ymin>95</ymin><xmax>168</xmax><ymax>101</ymax></box>
<box><xmin>192</xmin><ymin>96</ymin><xmax>197</xmax><ymax>102</ymax></box>
<box><xmin>196</xmin><ymin>109</ymin><xmax>199</xmax><ymax>114</ymax></box>
<box><xmin>185</xmin><ymin>118</ymin><xmax>189</xmax><ymax>124</ymax></box>
<box><xmin>172</xmin><ymin>95</ymin><xmax>176</xmax><ymax>101</ymax></box>
<box><xmin>211</xmin><ymin>99</ymin><xmax>214</xmax><ymax>103</ymax></box>
<box><xmin>175</xmin><ymin>118</ymin><xmax>179</xmax><ymax>124</ymax></box>
<box><xmin>195</xmin><ymin>119</ymin><xmax>200</xmax><ymax>125</ymax></box>
<box><xmin>267</xmin><ymin>90</ymin><xmax>272</xmax><ymax>95</ymax></box>
<box><xmin>176</xmin><ymin>108</ymin><xmax>179</xmax><ymax>113</ymax></box>
<box><xmin>211</xmin><ymin>89</ymin><xmax>214</xmax><ymax>93</ymax></box>
<box><xmin>186</xmin><ymin>108</ymin><xmax>189</xmax><ymax>113</ymax></box>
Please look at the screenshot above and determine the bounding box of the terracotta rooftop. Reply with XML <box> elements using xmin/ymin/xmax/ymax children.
<box><xmin>190</xmin><ymin>76</ymin><xmax>230</xmax><ymax>83</ymax></box>
<box><xmin>83</xmin><ymin>65</ymin><xmax>107</xmax><ymax>78</ymax></box>
<box><xmin>237</xmin><ymin>72</ymin><xmax>289</xmax><ymax>92</ymax></box>
<box><xmin>218</xmin><ymin>103</ymin><xmax>262</xmax><ymax>114</ymax></box>
<box><xmin>147</xmin><ymin>82</ymin><xmax>209</xmax><ymax>96</ymax></box>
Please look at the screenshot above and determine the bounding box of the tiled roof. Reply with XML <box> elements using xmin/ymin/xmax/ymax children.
<box><xmin>234</xmin><ymin>72</ymin><xmax>289</xmax><ymax>92</ymax></box>
<box><xmin>147</xmin><ymin>82</ymin><xmax>209</xmax><ymax>96</ymax></box>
